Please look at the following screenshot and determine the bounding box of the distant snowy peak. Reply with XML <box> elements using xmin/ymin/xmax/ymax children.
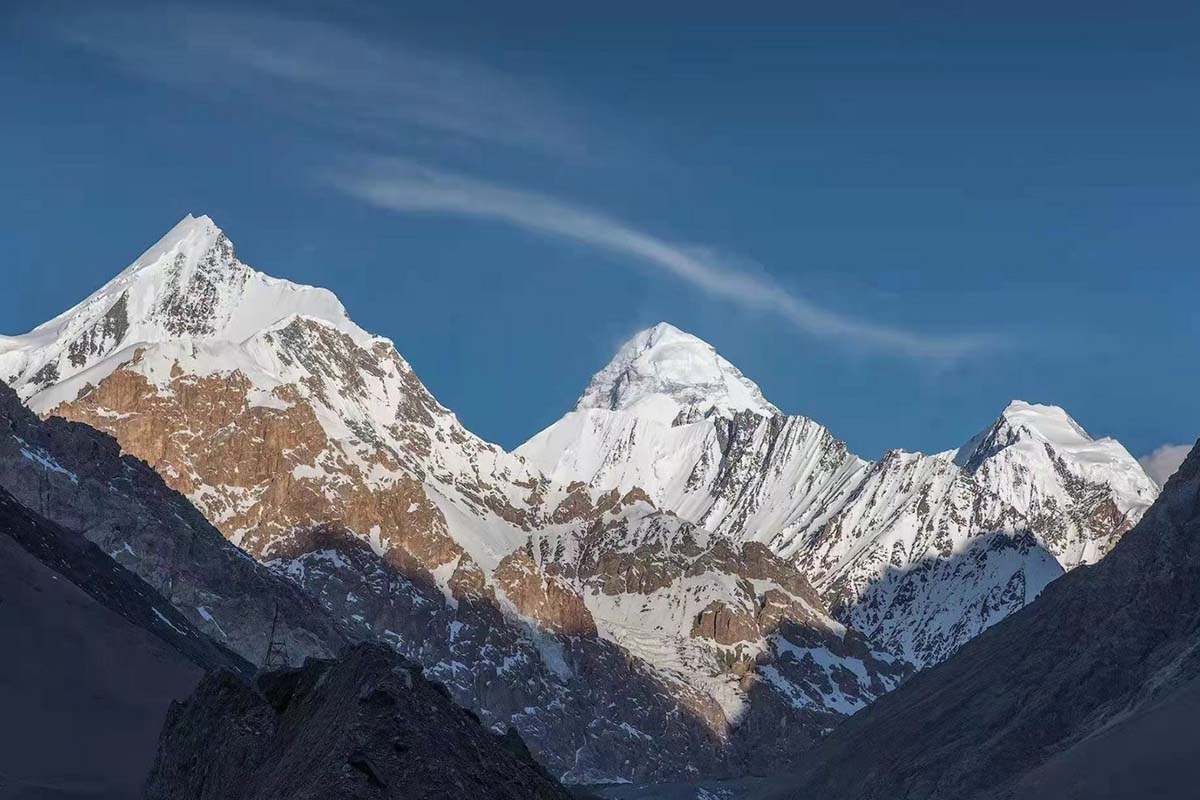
<box><xmin>955</xmin><ymin>400</ymin><xmax>1097</xmax><ymax>467</ymax></box>
<box><xmin>0</xmin><ymin>214</ymin><xmax>369</xmax><ymax>407</ymax></box>
<box><xmin>953</xmin><ymin>399</ymin><xmax>1157</xmax><ymax>521</ymax></box>
<box><xmin>574</xmin><ymin>322</ymin><xmax>780</xmax><ymax>425</ymax></box>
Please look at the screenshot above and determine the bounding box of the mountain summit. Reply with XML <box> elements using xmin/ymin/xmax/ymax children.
<box><xmin>950</xmin><ymin>399</ymin><xmax>1156</xmax><ymax>564</ymax></box>
<box><xmin>0</xmin><ymin>214</ymin><xmax>363</xmax><ymax>412</ymax></box>
<box><xmin>575</xmin><ymin>322</ymin><xmax>779</xmax><ymax>424</ymax></box>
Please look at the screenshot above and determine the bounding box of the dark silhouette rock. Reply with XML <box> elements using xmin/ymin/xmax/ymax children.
<box><xmin>146</xmin><ymin>643</ymin><xmax>576</xmax><ymax>800</ymax></box>
<box><xmin>0</xmin><ymin>486</ymin><xmax>245</xmax><ymax>798</ymax></box>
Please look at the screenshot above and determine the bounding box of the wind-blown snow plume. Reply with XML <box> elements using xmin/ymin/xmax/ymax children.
<box><xmin>327</xmin><ymin>158</ymin><xmax>995</xmax><ymax>360</ymax></box>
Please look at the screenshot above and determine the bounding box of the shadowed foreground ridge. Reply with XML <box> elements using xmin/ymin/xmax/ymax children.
<box><xmin>146</xmin><ymin>642</ymin><xmax>575</xmax><ymax>800</ymax></box>
<box><xmin>0</xmin><ymin>486</ymin><xmax>245</xmax><ymax>798</ymax></box>
<box><xmin>771</xmin><ymin>437</ymin><xmax>1200</xmax><ymax>800</ymax></box>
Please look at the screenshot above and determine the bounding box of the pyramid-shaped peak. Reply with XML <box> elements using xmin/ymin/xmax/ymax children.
<box><xmin>170</xmin><ymin>212</ymin><xmax>219</xmax><ymax>236</ymax></box>
<box><xmin>118</xmin><ymin>213</ymin><xmax>228</xmax><ymax>279</ymax></box>
<box><xmin>574</xmin><ymin>322</ymin><xmax>780</xmax><ymax>424</ymax></box>
<box><xmin>955</xmin><ymin>400</ymin><xmax>1095</xmax><ymax>468</ymax></box>
<box><xmin>0</xmin><ymin>213</ymin><xmax>368</xmax><ymax>406</ymax></box>
<box><xmin>996</xmin><ymin>400</ymin><xmax>1094</xmax><ymax>447</ymax></box>
<box><xmin>77</xmin><ymin>212</ymin><xmax>363</xmax><ymax>346</ymax></box>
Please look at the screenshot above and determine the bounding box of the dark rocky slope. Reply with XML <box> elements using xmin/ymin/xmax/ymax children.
<box><xmin>0</xmin><ymin>381</ymin><xmax>347</xmax><ymax>666</ymax></box>
<box><xmin>146</xmin><ymin>643</ymin><xmax>576</xmax><ymax>800</ymax></box>
<box><xmin>1010</xmin><ymin>668</ymin><xmax>1200</xmax><ymax>799</ymax></box>
<box><xmin>769</xmin><ymin>437</ymin><xmax>1200</xmax><ymax>800</ymax></box>
<box><xmin>0</xmin><ymin>487</ymin><xmax>245</xmax><ymax>799</ymax></box>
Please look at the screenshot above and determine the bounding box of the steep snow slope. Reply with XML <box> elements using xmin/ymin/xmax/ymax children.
<box><xmin>519</xmin><ymin>327</ymin><xmax>1158</xmax><ymax>667</ymax></box>
<box><xmin>1</xmin><ymin>215</ymin><xmax>904</xmax><ymax>782</ymax></box>
<box><xmin>521</xmin><ymin>325</ymin><xmax>869</xmax><ymax>550</ymax></box>
<box><xmin>949</xmin><ymin>399</ymin><xmax>1156</xmax><ymax>567</ymax></box>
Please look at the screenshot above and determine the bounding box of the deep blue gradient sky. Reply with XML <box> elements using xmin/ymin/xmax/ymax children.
<box><xmin>2</xmin><ymin>1</ymin><xmax>1197</xmax><ymax>460</ymax></box>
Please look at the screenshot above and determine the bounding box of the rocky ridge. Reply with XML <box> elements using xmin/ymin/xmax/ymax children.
<box><xmin>0</xmin><ymin>379</ymin><xmax>346</xmax><ymax>666</ymax></box>
<box><xmin>146</xmin><ymin>643</ymin><xmax>574</xmax><ymax>800</ymax></box>
<box><xmin>519</xmin><ymin>328</ymin><xmax>1158</xmax><ymax>667</ymax></box>
<box><xmin>767</xmin><ymin>436</ymin><xmax>1200</xmax><ymax>800</ymax></box>
<box><xmin>0</xmin><ymin>483</ymin><xmax>242</xmax><ymax>797</ymax></box>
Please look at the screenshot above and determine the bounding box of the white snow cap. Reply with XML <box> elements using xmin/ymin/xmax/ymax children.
<box><xmin>997</xmin><ymin>399</ymin><xmax>1093</xmax><ymax>444</ymax></box>
<box><xmin>117</xmin><ymin>212</ymin><xmax>224</xmax><ymax>281</ymax></box>
<box><xmin>954</xmin><ymin>399</ymin><xmax>1158</xmax><ymax>518</ymax></box>
<box><xmin>574</xmin><ymin>322</ymin><xmax>780</xmax><ymax>424</ymax></box>
<box><xmin>953</xmin><ymin>400</ymin><xmax>1114</xmax><ymax>463</ymax></box>
<box><xmin>0</xmin><ymin>213</ymin><xmax>370</xmax><ymax>407</ymax></box>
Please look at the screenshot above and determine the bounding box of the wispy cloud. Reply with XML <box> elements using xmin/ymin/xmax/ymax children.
<box><xmin>327</xmin><ymin>158</ymin><xmax>995</xmax><ymax>360</ymax></box>
<box><xmin>48</xmin><ymin>5</ymin><xmax>586</xmax><ymax>157</ymax></box>
<box><xmin>45</xmin><ymin>4</ymin><xmax>995</xmax><ymax>360</ymax></box>
<box><xmin>1139</xmin><ymin>443</ymin><xmax>1193</xmax><ymax>487</ymax></box>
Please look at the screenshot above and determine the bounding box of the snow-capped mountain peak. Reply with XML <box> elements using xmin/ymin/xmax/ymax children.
<box><xmin>953</xmin><ymin>400</ymin><xmax>1082</xmax><ymax>466</ymax></box>
<box><xmin>0</xmin><ymin>214</ymin><xmax>367</xmax><ymax>409</ymax></box>
<box><xmin>119</xmin><ymin>212</ymin><xmax>223</xmax><ymax>279</ymax></box>
<box><xmin>574</xmin><ymin>322</ymin><xmax>779</xmax><ymax>424</ymax></box>
<box><xmin>994</xmin><ymin>399</ymin><xmax>1092</xmax><ymax>447</ymax></box>
<box><xmin>952</xmin><ymin>399</ymin><xmax>1155</xmax><ymax>515</ymax></box>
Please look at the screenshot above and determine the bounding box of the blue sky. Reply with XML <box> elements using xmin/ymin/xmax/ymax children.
<box><xmin>2</xmin><ymin>1</ymin><xmax>1197</xmax><ymax>465</ymax></box>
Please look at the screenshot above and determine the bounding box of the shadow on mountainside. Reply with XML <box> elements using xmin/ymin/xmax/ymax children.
<box><xmin>146</xmin><ymin>643</ymin><xmax>578</xmax><ymax>800</ymax></box>
<box><xmin>0</xmin><ymin>487</ymin><xmax>247</xmax><ymax>799</ymax></box>
<box><xmin>0</xmin><ymin>378</ymin><xmax>825</xmax><ymax>786</ymax></box>
<box><xmin>826</xmin><ymin>528</ymin><xmax>1065</xmax><ymax>668</ymax></box>
<box><xmin>0</xmin><ymin>382</ymin><xmax>348</xmax><ymax>665</ymax></box>
<box><xmin>262</xmin><ymin>524</ymin><xmax>834</xmax><ymax>783</ymax></box>
<box><xmin>585</xmin><ymin>527</ymin><xmax>1137</xmax><ymax>796</ymax></box>
<box><xmin>4</xmin><ymin>378</ymin><xmax>1108</xmax><ymax>792</ymax></box>
<box><xmin>762</xmin><ymin>438</ymin><xmax>1200</xmax><ymax>800</ymax></box>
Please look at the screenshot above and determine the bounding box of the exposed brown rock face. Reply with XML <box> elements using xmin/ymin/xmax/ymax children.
<box><xmin>692</xmin><ymin>601</ymin><xmax>760</xmax><ymax>645</ymax></box>
<box><xmin>32</xmin><ymin>333</ymin><xmax>914</xmax><ymax>781</ymax></box>
<box><xmin>27</xmin><ymin>343</ymin><xmax>871</xmax><ymax>782</ymax></box>
<box><xmin>56</xmin><ymin>340</ymin><xmax>462</xmax><ymax>572</ymax></box>
<box><xmin>0</xmin><ymin>382</ymin><xmax>346</xmax><ymax>667</ymax></box>
<box><xmin>496</xmin><ymin>546</ymin><xmax>597</xmax><ymax>636</ymax></box>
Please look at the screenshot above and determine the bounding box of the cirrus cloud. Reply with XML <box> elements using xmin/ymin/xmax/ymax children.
<box><xmin>325</xmin><ymin>158</ymin><xmax>997</xmax><ymax>361</ymax></box>
<box><xmin>47</xmin><ymin>5</ymin><xmax>588</xmax><ymax>158</ymax></box>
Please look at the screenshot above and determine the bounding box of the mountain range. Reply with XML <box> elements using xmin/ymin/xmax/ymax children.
<box><xmin>762</xmin><ymin>435</ymin><xmax>1200</xmax><ymax>799</ymax></box>
<box><xmin>0</xmin><ymin>214</ymin><xmax>1165</xmax><ymax>788</ymax></box>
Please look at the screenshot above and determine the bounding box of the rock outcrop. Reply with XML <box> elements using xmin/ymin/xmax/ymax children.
<box><xmin>145</xmin><ymin>643</ymin><xmax>575</xmax><ymax>800</ymax></box>
<box><xmin>0</xmin><ymin>381</ymin><xmax>347</xmax><ymax>666</ymax></box>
